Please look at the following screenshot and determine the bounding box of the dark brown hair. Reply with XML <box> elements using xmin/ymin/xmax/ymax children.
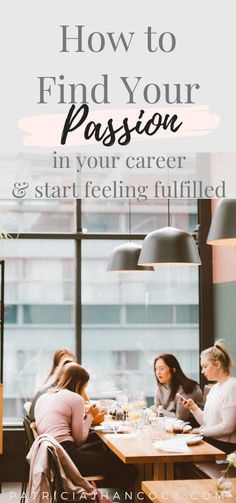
<box><xmin>154</xmin><ymin>353</ymin><xmax>198</xmax><ymax>402</ymax></box>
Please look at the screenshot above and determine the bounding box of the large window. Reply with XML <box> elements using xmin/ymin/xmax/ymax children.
<box><xmin>82</xmin><ymin>238</ymin><xmax>199</xmax><ymax>400</ymax></box>
<box><xmin>1</xmin><ymin>237</ymin><xmax>75</xmax><ymax>421</ymax></box>
<box><xmin>0</xmin><ymin>198</ymin><xmax>200</xmax><ymax>422</ymax></box>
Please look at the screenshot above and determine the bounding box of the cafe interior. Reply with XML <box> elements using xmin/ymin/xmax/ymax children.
<box><xmin>0</xmin><ymin>194</ymin><xmax>236</xmax><ymax>502</ymax></box>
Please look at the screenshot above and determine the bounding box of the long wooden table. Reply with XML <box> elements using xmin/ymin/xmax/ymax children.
<box><xmin>142</xmin><ymin>479</ymin><xmax>236</xmax><ymax>503</ymax></box>
<box><xmin>97</xmin><ymin>432</ymin><xmax>225</xmax><ymax>480</ymax></box>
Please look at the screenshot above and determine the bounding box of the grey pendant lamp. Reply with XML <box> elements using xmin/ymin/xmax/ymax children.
<box><xmin>138</xmin><ymin>200</ymin><xmax>201</xmax><ymax>267</ymax></box>
<box><xmin>207</xmin><ymin>199</ymin><xmax>236</xmax><ymax>245</ymax></box>
<box><xmin>107</xmin><ymin>201</ymin><xmax>154</xmax><ymax>272</ymax></box>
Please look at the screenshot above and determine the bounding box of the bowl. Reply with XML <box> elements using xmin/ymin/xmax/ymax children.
<box><xmin>185</xmin><ymin>434</ymin><xmax>203</xmax><ymax>445</ymax></box>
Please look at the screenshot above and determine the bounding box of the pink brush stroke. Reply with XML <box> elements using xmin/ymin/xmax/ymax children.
<box><xmin>18</xmin><ymin>105</ymin><xmax>220</xmax><ymax>147</ymax></box>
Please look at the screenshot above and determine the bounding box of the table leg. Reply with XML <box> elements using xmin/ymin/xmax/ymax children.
<box><xmin>134</xmin><ymin>464</ymin><xmax>156</xmax><ymax>503</ymax></box>
<box><xmin>132</xmin><ymin>462</ymin><xmax>174</xmax><ymax>502</ymax></box>
<box><xmin>153</xmin><ymin>462</ymin><xmax>165</xmax><ymax>480</ymax></box>
<box><xmin>165</xmin><ymin>462</ymin><xmax>174</xmax><ymax>480</ymax></box>
<box><xmin>144</xmin><ymin>463</ymin><xmax>152</xmax><ymax>480</ymax></box>
<box><xmin>133</xmin><ymin>464</ymin><xmax>145</xmax><ymax>503</ymax></box>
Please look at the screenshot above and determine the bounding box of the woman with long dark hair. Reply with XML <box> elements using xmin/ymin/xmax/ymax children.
<box><xmin>35</xmin><ymin>362</ymin><xmax>136</xmax><ymax>488</ymax></box>
<box><xmin>152</xmin><ymin>353</ymin><xmax>204</xmax><ymax>421</ymax></box>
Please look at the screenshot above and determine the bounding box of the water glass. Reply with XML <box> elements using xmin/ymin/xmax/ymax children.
<box><xmin>151</xmin><ymin>418</ymin><xmax>165</xmax><ymax>441</ymax></box>
<box><xmin>132</xmin><ymin>391</ymin><xmax>147</xmax><ymax>410</ymax></box>
<box><xmin>142</xmin><ymin>424</ymin><xmax>153</xmax><ymax>439</ymax></box>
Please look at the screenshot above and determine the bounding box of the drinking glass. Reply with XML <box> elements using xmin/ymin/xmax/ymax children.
<box><xmin>216</xmin><ymin>470</ymin><xmax>233</xmax><ymax>497</ymax></box>
<box><xmin>151</xmin><ymin>418</ymin><xmax>165</xmax><ymax>441</ymax></box>
<box><xmin>172</xmin><ymin>419</ymin><xmax>184</xmax><ymax>434</ymax></box>
<box><xmin>132</xmin><ymin>391</ymin><xmax>147</xmax><ymax>410</ymax></box>
<box><xmin>97</xmin><ymin>399</ymin><xmax>115</xmax><ymax>415</ymax></box>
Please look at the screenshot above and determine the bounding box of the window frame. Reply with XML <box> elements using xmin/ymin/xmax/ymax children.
<box><xmin>3</xmin><ymin>199</ymin><xmax>213</xmax><ymax>424</ymax></box>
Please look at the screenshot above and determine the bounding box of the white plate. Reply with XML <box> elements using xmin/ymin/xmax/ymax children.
<box><xmin>186</xmin><ymin>435</ymin><xmax>203</xmax><ymax>445</ymax></box>
<box><xmin>93</xmin><ymin>422</ymin><xmax>130</xmax><ymax>434</ymax></box>
<box><xmin>93</xmin><ymin>425</ymin><xmax>114</xmax><ymax>433</ymax></box>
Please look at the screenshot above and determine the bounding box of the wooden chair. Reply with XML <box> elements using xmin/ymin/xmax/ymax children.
<box><xmin>20</xmin><ymin>416</ymin><xmax>38</xmax><ymax>503</ymax></box>
<box><xmin>23</xmin><ymin>401</ymin><xmax>32</xmax><ymax>417</ymax></box>
<box><xmin>47</xmin><ymin>446</ymin><xmax>105</xmax><ymax>503</ymax></box>
<box><xmin>21</xmin><ymin>421</ymin><xmax>105</xmax><ymax>503</ymax></box>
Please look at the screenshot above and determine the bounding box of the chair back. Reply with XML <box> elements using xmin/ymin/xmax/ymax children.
<box><xmin>23</xmin><ymin>416</ymin><xmax>36</xmax><ymax>448</ymax></box>
<box><xmin>23</xmin><ymin>401</ymin><xmax>32</xmax><ymax>416</ymax></box>
<box><xmin>47</xmin><ymin>446</ymin><xmax>103</xmax><ymax>502</ymax></box>
<box><xmin>204</xmin><ymin>384</ymin><xmax>212</xmax><ymax>398</ymax></box>
<box><xmin>47</xmin><ymin>446</ymin><xmax>68</xmax><ymax>502</ymax></box>
<box><xmin>20</xmin><ymin>416</ymin><xmax>36</xmax><ymax>503</ymax></box>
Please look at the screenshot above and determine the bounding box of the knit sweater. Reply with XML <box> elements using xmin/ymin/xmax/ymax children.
<box><xmin>154</xmin><ymin>383</ymin><xmax>204</xmax><ymax>421</ymax></box>
<box><xmin>35</xmin><ymin>388</ymin><xmax>93</xmax><ymax>445</ymax></box>
<box><xmin>192</xmin><ymin>376</ymin><xmax>236</xmax><ymax>443</ymax></box>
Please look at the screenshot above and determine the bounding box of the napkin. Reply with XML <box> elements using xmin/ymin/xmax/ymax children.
<box><xmin>153</xmin><ymin>437</ymin><xmax>190</xmax><ymax>453</ymax></box>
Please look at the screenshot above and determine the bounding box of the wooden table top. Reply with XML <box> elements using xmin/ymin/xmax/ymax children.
<box><xmin>142</xmin><ymin>479</ymin><xmax>236</xmax><ymax>503</ymax></box>
<box><xmin>97</xmin><ymin>432</ymin><xmax>226</xmax><ymax>464</ymax></box>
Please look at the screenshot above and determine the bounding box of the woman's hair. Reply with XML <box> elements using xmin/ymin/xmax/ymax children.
<box><xmin>54</xmin><ymin>362</ymin><xmax>90</xmax><ymax>395</ymax></box>
<box><xmin>46</xmin><ymin>348</ymin><xmax>76</xmax><ymax>381</ymax></box>
<box><xmin>154</xmin><ymin>353</ymin><xmax>198</xmax><ymax>402</ymax></box>
<box><xmin>42</xmin><ymin>357</ymin><xmax>75</xmax><ymax>390</ymax></box>
<box><xmin>201</xmin><ymin>339</ymin><xmax>233</xmax><ymax>374</ymax></box>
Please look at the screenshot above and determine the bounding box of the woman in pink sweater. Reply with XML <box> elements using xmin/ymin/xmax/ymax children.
<box><xmin>35</xmin><ymin>362</ymin><xmax>135</xmax><ymax>488</ymax></box>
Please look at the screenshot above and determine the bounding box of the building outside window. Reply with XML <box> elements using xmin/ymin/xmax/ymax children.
<box><xmin>0</xmin><ymin>198</ymin><xmax>199</xmax><ymax>422</ymax></box>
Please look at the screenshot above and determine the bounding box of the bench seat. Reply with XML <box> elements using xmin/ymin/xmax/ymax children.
<box><xmin>193</xmin><ymin>461</ymin><xmax>236</xmax><ymax>479</ymax></box>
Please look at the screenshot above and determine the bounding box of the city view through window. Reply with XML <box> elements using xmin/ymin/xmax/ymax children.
<box><xmin>0</xmin><ymin>198</ymin><xmax>199</xmax><ymax>422</ymax></box>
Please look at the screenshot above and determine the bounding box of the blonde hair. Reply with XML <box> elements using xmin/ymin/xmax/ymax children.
<box><xmin>42</xmin><ymin>357</ymin><xmax>75</xmax><ymax>390</ymax></box>
<box><xmin>201</xmin><ymin>340</ymin><xmax>233</xmax><ymax>374</ymax></box>
<box><xmin>54</xmin><ymin>362</ymin><xmax>90</xmax><ymax>395</ymax></box>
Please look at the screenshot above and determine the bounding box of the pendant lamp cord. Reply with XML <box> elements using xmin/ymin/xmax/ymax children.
<box><xmin>167</xmin><ymin>198</ymin><xmax>171</xmax><ymax>227</ymax></box>
<box><xmin>129</xmin><ymin>199</ymin><xmax>132</xmax><ymax>241</ymax></box>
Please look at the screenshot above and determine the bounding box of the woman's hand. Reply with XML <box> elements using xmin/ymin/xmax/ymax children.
<box><xmin>178</xmin><ymin>396</ymin><xmax>197</xmax><ymax>412</ymax></box>
<box><xmin>192</xmin><ymin>427</ymin><xmax>202</xmax><ymax>434</ymax></box>
<box><xmin>150</xmin><ymin>405</ymin><xmax>158</xmax><ymax>413</ymax></box>
<box><xmin>87</xmin><ymin>404</ymin><xmax>99</xmax><ymax>418</ymax></box>
<box><xmin>91</xmin><ymin>412</ymin><xmax>105</xmax><ymax>426</ymax></box>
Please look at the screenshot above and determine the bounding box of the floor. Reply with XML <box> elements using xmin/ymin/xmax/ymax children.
<box><xmin>0</xmin><ymin>484</ymin><xmax>21</xmax><ymax>503</ymax></box>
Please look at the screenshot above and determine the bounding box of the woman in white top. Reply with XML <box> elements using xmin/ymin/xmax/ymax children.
<box><xmin>180</xmin><ymin>340</ymin><xmax>236</xmax><ymax>454</ymax></box>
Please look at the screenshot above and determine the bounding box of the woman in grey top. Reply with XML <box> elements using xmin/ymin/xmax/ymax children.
<box><xmin>152</xmin><ymin>353</ymin><xmax>204</xmax><ymax>423</ymax></box>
